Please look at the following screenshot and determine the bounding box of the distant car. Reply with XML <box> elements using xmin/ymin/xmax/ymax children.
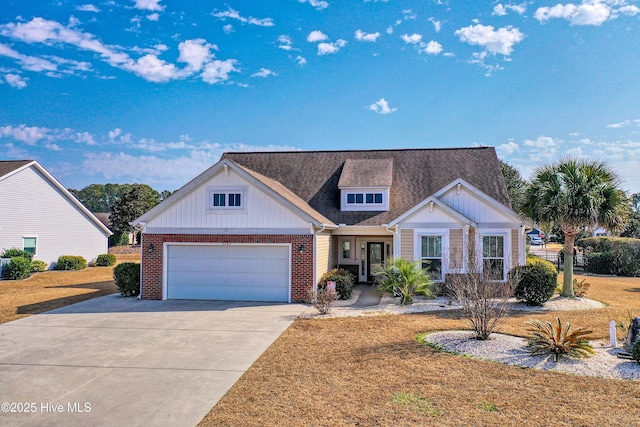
<box><xmin>529</xmin><ymin>236</ymin><xmax>543</xmax><ymax>246</ymax></box>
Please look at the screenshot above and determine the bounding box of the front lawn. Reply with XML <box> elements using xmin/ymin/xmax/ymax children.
<box><xmin>0</xmin><ymin>253</ymin><xmax>140</xmax><ymax>324</ymax></box>
<box><xmin>199</xmin><ymin>274</ymin><xmax>640</xmax><ymax>426</ymax></box>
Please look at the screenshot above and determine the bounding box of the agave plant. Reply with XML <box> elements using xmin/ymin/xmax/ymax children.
<box><xmin>525</xmin><ymin>318</ymin><xmax>595</xmax><ymax>362</ymax></box>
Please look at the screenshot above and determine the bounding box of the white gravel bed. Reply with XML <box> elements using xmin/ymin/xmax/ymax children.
<box><xmin>425</xmin><ymin>331</ymin><xmax>640</xmax><ymax>380</ymax></box>
<box><xmin>508</xmin><ymin>296</ymin><xmax>606</xmax><ymax>311</ymax></box>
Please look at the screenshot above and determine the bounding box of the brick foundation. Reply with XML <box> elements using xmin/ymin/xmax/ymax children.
<box><xmin>140</xmin><ymin>233</ymin><xmax>314</xmax><ymax>302</ymax></box>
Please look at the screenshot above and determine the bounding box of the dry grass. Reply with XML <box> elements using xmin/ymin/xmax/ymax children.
<box><xmin>199</xmin><ymin>273</ymin><xmax>640</xmax><ymax>427</ymax></box>
<box><xmin>0</xmin><ymin>253</ymin><xmax>140</xmax><ymax>324</ymax></box>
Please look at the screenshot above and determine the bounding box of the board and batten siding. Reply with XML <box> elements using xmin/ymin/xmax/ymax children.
<box><xmin>0</xmin><ymin>166</ymin><xmax>108</xmax><ymax>267</ymax></box>
<box><xmin>400</xmin><ymin>229</ymin><xmax>413</xmax><ymax>260</ymax></box>
<box><xmin>315</xmin><ymin>232</ymin><xmax>332</xmax><ymax>283</ymax></box>
<box><xmin>439</xmin><ymin>187</ymin><xmax>515</xmax><ymax>224</ymax></box>
<box><xmin>145</xmin><ymin>168</ymin><xmax>310</xmax><ymax>231</ymax></box>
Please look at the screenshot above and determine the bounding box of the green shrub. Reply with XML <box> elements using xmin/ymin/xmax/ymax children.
<box><xmin>510</xmin><ymin>258</ymin><xmax>558</xmax><ymax>306</ymax></box>
<box><xmin>30</xmin><ymin>260</ymin><xmax>48</xmax><ymax>273</ymax></box>
<box><xmin>109</xmin><ymin>231</ymin><xmax>130</xmax><ymax>247</ymax></box>
<box><xmin>114</xmin><ymin>262</ymin><xmax>140</xmax><ymax>297</ymax></box>
<box><xmin>95</xmin><ymin>253</ymin><xmax>117</xmax><ymax>267</ymax></box>
<box><xmin>375</xmin><ymin>258</ymin><xmax>433</xmax><ymax>305</ymax></box>
<box><xmin>578</xmin><ymin>236</ymin><xmax>640</xmax><ymax>277</ymax></box>
<box><xmin>3</xmin><ymin>257</ymin><xmax>32</xmax><ymax>280</ymax></box>
<box><xmin>526</xmin><ymin>318</ymin><xmax>594</xmax><ymax>362</ymax></box>
<box><xmin>54</xmin><ymin>255</ymin><xmax>87</xmax><ymax>271</ymax></box>
<box><xmin>585</xmin><ymin>252</ymin><xmax>616</xmax><ymax>274</ymax></box>
<box><xmin>1</xmin><ymin>247</ymin><xmax>33</xmax><ymax>259</ymax></box>
<box><xmin>318</xmin><ymin>268</ymin><xmax>355</xmax><ymax>300</ymax></box>
<box><xmin>632</xmin><ymin>340</ymin><xmax>640</xmax><ymax>365</ymax></box>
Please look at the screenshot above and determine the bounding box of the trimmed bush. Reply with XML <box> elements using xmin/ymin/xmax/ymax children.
<box><xmin>54</xmin><ymin>255</ymin><xmax>87</xmax><ymax>271</ymax></box>
<box><xmin>3</xmin><ymin>257</ymin><xmax>32</xmax><ymax>280</ymax></box>
<box><xmin>30</xmin><ymin>260</ymin><xmax>48</xmax><ymax>273</ymax></box>
<box><xmin>109</xmin><ymin>231</ymin><xmax>130</xmax><ymax>247</ymax></box>
<box><xmin>510</xmin><ymin>257</ymin><xmax>558</xmax><ymax>306</ymax></box>
<box><xmin>586</xmin><ymin>252</ymin><xmax>616</xmax><ymax>274</ymax></box>
<box><xmin>0</xmin><ymin>247</ymin><xmax>33</xmax><ymax>260</ymax></box>
<box><xmin>95</xmin><ymin>253</ymin><xmax>117</xmax><ymax>267</ymax></box>
<box><xmin>318</xmin><ymin>268</ymin><xmax>355</xmax><ymax>300</ymax></box>
<box><xmin>114</xmin><ymin>262</ymin><xmax>140</xmax><ymax>297</ymax></box>
<box><xmin>578</xmin><ymin>236</ymin><xmax>640</xmax><ymax>277</ymax></box>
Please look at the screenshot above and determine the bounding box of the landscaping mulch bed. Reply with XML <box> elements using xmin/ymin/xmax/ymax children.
<box><xmin>199</xmin><ymin>274</ymin><xmax>640</xmax><ymax>426</ymax></box>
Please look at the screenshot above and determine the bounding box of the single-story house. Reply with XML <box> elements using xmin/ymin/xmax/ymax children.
<box><xmin>0</xmin><ymin>160</ymin><xmax>112</xmax><ymax>269</ymax></box>
<box><xmin>133</xmin><ymin>147</ymin><xmax>525</xmax><ymax>303</ymax></box>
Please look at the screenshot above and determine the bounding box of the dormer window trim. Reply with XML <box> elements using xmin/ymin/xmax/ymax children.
<box><xmin>207</xmin><ymin>186</ymin><xmax>248</xmax><ymax>212</ymax></box>
<box><xmin>340</xmin><ymin>187</ymin><xmax>390</xmax><ymax>212</ymax></box>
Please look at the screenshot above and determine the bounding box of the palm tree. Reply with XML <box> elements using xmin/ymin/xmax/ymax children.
<box><xmin>523</xmin><ymin>158</ymin><xmax>628</xmax><ymax>297</ymax></box>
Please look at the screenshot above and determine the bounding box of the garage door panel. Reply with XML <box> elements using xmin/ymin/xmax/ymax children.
<box><xmin>166</xmin><ymin>244</ymin><xmax>290</xmax><ymax>302</ymax></box>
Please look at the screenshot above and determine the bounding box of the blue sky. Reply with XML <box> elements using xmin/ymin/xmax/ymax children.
<box><xmin>1</xmin><ymin>0</ymin><xmax>639</xmax><ymax>193</ymax></box>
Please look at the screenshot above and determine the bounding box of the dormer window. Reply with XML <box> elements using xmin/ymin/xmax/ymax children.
<box><xmin>346</xmin><ymin>192</ymin><xmax>384</xmax><ymax>206</ymax></box>
<box><xmin>341</xmin><ymin>189</ymin><xmax>389</xmax><ymax>211</ymax></box>
<box><xmin>338</xmin><ymin>158</ymin><xmax>393</xmax><ymax>212</ymax></box>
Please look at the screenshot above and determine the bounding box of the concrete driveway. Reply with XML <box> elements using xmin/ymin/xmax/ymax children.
<box><xmin>0</xmin><ymin>294</ymin><xmax>307</xmax><ymax>427</ymax></box>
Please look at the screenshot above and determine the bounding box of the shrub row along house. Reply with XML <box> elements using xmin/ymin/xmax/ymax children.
<box><xmin>0</xmin><ymin>160</ymin><xmax>111</xmax><ymax>269</ymax></box>
<box><xmin>133</xmin><ymin>147</ymin><xmax>525</xmax><ymax>303</ymax></box>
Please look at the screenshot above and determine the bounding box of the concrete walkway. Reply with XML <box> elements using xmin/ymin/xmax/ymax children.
<box><xmin>351</xmin><ymin>284</ymin><xmax>381</xmax><ymax>307</ymax></box>
<box><xmin>0</xmin><ymin>294</ymin><xmax>307</xmax><ymax>427</ymax></box>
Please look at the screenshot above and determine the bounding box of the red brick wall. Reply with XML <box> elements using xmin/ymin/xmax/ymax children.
<box><xmin>140</xmin><ymin>233</ymin><xmax>314</xmax><ymax>302</ymax></box>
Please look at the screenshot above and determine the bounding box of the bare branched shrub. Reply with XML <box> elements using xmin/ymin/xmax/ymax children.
<box><xmin>445</xmin><ymin>254</ymin><xmax>515</xmax><ymax>340</ymax></box>
<box><xmin>307</xmin><ymin>286</ymin><xmax>337</xmax><ymax>315</ymax></box>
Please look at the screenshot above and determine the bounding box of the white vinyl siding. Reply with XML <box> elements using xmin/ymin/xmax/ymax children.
<box><xmin>165</xmin><ymin>244</ymin><xmax>290</xmax><ymax>302</ymax></box>
<box><xmin>439</xmin><ymin>186</ymin><xmax>515</xmax><ymax>224</ymax></box>
<box><xmin>146</xmin><ymin>169</ymin><xmax>310</xmax><ymax>231</ymax></box>
<box><xmin>0</xmin><ymin>166</ymin><xmax>108</xmax><ymax>267</ymax></box>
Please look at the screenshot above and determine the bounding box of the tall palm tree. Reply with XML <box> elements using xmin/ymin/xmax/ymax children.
<box><xmin>523</xmin><ymin>158</ymin><xmax>628</xmax><ymax>297</ymax></box>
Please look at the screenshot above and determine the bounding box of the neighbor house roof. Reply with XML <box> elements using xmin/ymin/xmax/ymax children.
<box><xmin>221</xmin><ymin>147</ymin><xmax>511</xmax><ymax>226</ymax></box>
<box><xmin>0</xmin><ymin>160</ymin><xmax>33</xmax><ymax>179</ymax></box>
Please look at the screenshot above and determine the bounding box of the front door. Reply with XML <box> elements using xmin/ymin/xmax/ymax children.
<box><xmin>367</xmin><ymin>242</ymin><xmax>384</xmax><ymax>282</ymax></box>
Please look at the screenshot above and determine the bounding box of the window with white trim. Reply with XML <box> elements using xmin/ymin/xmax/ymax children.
<box><xmin>23</xmin><ymin>237</ymin><xmax>37</xmax><ymax>256</ymax></box>
<box><xmin>421</xmin><ymin>235</ymin><xmax>443</xmax><ymax>281</ymax></box>
<box><xmin>482</xmin><ymin>235</ymin><xmax>505</xmax><ymax>281</ymax></box>
<box><xmin>341</xmin><ymin>188</ymin><xmax>389</xmax><ymax>211</ymax></box>
<box><xmin>209</xmin><ymin>189</ymin><xmax>245</xmax><ymax>210</ymax></box>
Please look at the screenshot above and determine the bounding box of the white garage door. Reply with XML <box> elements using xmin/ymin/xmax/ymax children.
<box><xmin>166</xmin><ymin>244</ymin><xmax>290</xmax><ymax>302</ymax></box>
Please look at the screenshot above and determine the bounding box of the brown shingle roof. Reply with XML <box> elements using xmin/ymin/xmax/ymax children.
<box><xmin>338</xmin><ymin>158</ymin><xmax>393</xmax><ymax>188</ymax></box>
<box><xmin>221</xmin><ymin>147</ymin><xmax>510</xmax><ymax>226</ymax></box>
<box><xmin>0</xmin><ymin>160</ymin><xmax>33</xmax><ymax>179</ymax></box>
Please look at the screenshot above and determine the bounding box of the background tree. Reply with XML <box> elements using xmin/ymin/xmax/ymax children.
<box><xmin>621</xmin><ymin>193</ymin><xmax>640</xmax><ymax>239</ymax></box>
<box><xmin>499</xmin><ymin>159</ymin><xmax>527</xmax><ymax>216</ymax></box>
<box><xmin>522</xmin><ymin>158</ymin><xmax>628</xmax><ymax>297</ymax></box>
<box><xmin>69</xmin><ymin>183</ymin><xmax>172</xmax><ymax>213</ymax></box>
<box><xmin>108</xmin><ymin>184</ymin><xmax>161</xmax><ymax>237</ymax></box>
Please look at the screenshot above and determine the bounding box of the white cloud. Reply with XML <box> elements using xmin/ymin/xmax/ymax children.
<box><xmin>298</xmin><ymin>0</ymin><xmax>329</xmax><ymax>10</ymax></box>
<box><xmin>223</xmin><ymin>24</ymin><xmax>234</xmax><ymax>34</ymax></box>
<box><xmin>368</xmin><ymin>98</ymin><xmax>397</xmax><ymax>114</ymax></box>
<box><xmin>4</xmin><ymin>73</ymin><xmax>28</xmax><ymax>88</ymax></box>
<box><xmin>76</xmin><ymin>4</ymin><xmax>101</xmax><ymax>13</ymax></box>
<box><xmin>455</xmin><ymin>24</ymin><xmax>524</xmax><ymax>56</ymax></box>
<box><xmin>212</xmin><ymin>7</ymin><xmax>274</xmax><ymax>27</ymax></box>
<box><xmin>146</xmin><ymin>13</ymin><xmax>159</xmax><ymax>21</ymax></box>
<box><xmin>72</xmin><ymin>131</ymin><xmax>96</xmax><ymax>145</ymax></box>
<box><xmin>0</xmin><ymin>124</ymin><xmax>49</xmax><ymax>144</ymax></box>
<box><xmin>524</xmin><ymin>135</ymin><xmax>558</xmax><ymax>148</ymax></box>
<box><xmin>251</xmin><ymin>68</ymin><xmax>276</xmax><ymax>78</ymax></box>
<box><xmin>493</xmin><ymin>3</ymin><xmax>527</xmax><ymax>16</ymax></box>
<box><xmin>178</xmin><ymin>39</ymin><xmax>215</xmax><ymax>72</ymax></box>
<box><xmin>494</xmin><ymin>4</ymin><xmax>508</xmax><ymax>16</ymax></box>
<box><xmin>355</xmin><ymin>30</ymin><xmax>380</xmax><ymax>42</ymax></box>
<box><xmin>307</xmin><ymin>30</ymin><xmax>328</xmax><ymax>42</ymax></box>
<box><xmin>201</xmin><ymin>59</ymin><xmax>238</xmax><ymax>84</ymax></box>
<box><xmin>277</xmin><ymin>35</ymin><xmax>293</xmax><ymax>50</ymax></box>
<box><xmin>133</xmin><ymin>0</ymin><xmax>164</xmax><ymax>12</ymax></box>
<box><xmin>109</xmin><ymin>128</ymin><xmax>122</xmax><ymax>140</ymax></box>
<box><xmin>496</xmin><ymin>140</ymin><xmax>519</xmax><ymax>156</ymax></box>
<box><xmin>295</xmin><ymin>55</ymin><xmax>306</xmax><ymax>66</ymax></box>
<box><xmin>606</xmin><ymin>119</ymin><xmax>640</xmax><ymax>128</ymax></box>
<box><xmin>386</xmin><ymin>26</ymin><xmax>394</xmax><ymax>35</ymax></box>
<box><xmin>423</xmin><ymin>40</ymin><xmax>443</xmax><ymax>55</ymax></box>
<box><xmin>317</xmin><ymin>39</ymin><xmax>346</xmax><ymax>55</ymax></box>
<box><xmin>401</xmin><ymin>33</ymin><xmax>422</xmax><ymax>44</ymax></box>
<box><xmin>428</xmin><ymin>17</ymin><xmax>442</xmax><ymax>33</ymax></box>
<box><xmin>533</xmin><ymin>0</ymin><xmax>633</xmax><ymax>26</ymax></box>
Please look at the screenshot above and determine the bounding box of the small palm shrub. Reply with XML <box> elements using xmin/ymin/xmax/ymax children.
<box><xmin>95</xmin><ymin>253</ymin><xmax>117</xmax><ymax>267</ymax></box>
<box><xmin>525</xmin><ymin>318</ymin><xmax>594</xmax><ymax>362</ymax></box>
<box><xmin>307</xmin><ymin>286</ymin><xmax>337</xmax><ymax>314</ymax></box>
<box><xmin>113</xmin><ymin>262</ymin><xmax>140</xmax><ymax>296</ymax></box>
<box><xmin>375</xmin><ymin>258</ymin><xmax>433</xmax><ymax>305</ymax></box>
<box><xmin>510</xmin><ymin>258</ymin><xmax>557</xmax><ymax>306</ymax></box>
<box><xmin>318</xmin><ymin>268</ymin><xmax>355</xmax><ymax>300</ymax></box>
<box><xmin>29</xmin><ymin>260</ymin><xmax>48</xmax><ymax>273</ymax></box>
<box><xmin>54</xmin><ymin>255</ymin><xmax>87</xmax><ymax>271</ymax></box>
<box><xmin>3</xmin><ymin>257</ymin><xmax>32</xmax><ymax>280</ymax></box>
<box><xmin>572</xmin><ymin>278</ymin><xmax>590</xmax><ymax>297</ymax></box>
<box><xmin>632</xmin><ymin>340</ymin><xmax>640</xmax><ymax>365</ymax></box>
<box><xmin>613</xmin><ymin>310</ymin><xmax>635</xmax><ymax>340</ymax></box>
<box><xmin>1</xmin><ymin>248</ymin><xmax>33</xmax><ymax>260</ymax></box>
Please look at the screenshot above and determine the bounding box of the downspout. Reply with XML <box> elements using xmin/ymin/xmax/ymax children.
<box><xmin>134</xmin><ymin>222</ymin><xmax>146</xmax><ymax>300</ymax></box>
<box><xmin>384</xmin><ymin>224</ymin><xmax>399</xmax><ymax>259</ymax></box>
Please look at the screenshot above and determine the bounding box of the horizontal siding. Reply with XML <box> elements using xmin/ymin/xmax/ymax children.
<box><xmin>0</xmin><ymin>167</ymin><xmax>108</xmax><ymax>266</ymax></box>
<box><xmin>147</xmin><ymin>169</ymin><xmax>309</xmax><ymax>230</ymax></box>
<box><xmin>512</xmin><ymin>229</ymin><xmax>519</xmax><ymax>267</ymax></box>
<box><xmin>315</xmin><ymin>232</ymin><xmax>331</xmax><ymax>283</ymax></box>
<box><xmin>449</xmin><ymin>228</ymin><xmax>463</xmax><ymax>269</ymax></box>
<box><xmin>400</xmin><ymin>229</ymin><xmax>413</xmax><ymax>260</ymax></box>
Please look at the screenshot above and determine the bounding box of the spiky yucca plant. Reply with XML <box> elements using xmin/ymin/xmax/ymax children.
<box><xmin>525</xmin><ymin>318</ymin><xmax>595</xmax><ymax>362</ymax></box>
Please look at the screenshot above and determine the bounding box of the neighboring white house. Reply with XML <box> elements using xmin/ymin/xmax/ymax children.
<box><xmin>0</xmin><ymin>160</ymin><xmax>112</xmax><ymax>269</ymax></box>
